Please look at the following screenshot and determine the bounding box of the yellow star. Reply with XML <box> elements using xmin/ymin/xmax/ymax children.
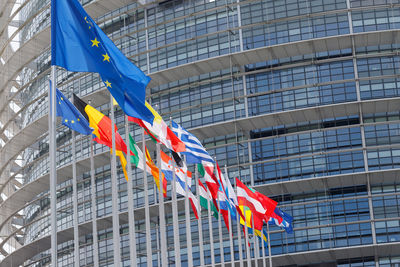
<box><xmin>91</xmin><ymin>37</ymin><xmax>100</xmax><ymax>47</ymax></box>
<box><xmin>71</xmin><ymin>120</ymin><xmax>75</xmax><ymax>123</ymax></box>
<box><xmin>65</xmin><ymin>119</ymin><xmax>68</xmax><ymax>123</ymax></box>
<box><xmin>105</xmin><ymin>80</ymin><xmax>112</xmax><ymax>88</ymax></box>
<box><xmin>77</xmin><ymin>118</ymin><xmax>80</xmax><ymax>121</ymax></box>
<box><xmin>102</xmin><ymin>53</ymin><xmax>110</xmax><ymax>62</ymax></box>
<box><xmin>61</xmin><ymin>97</ymin><xmax>63</xmax><ymax>100</ymax></box>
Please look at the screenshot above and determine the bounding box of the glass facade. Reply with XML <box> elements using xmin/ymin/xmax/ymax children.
<box><xmin>0</xmin><ymin>0</ymin><xmax>399</xmax><ymax>266</ymax></box>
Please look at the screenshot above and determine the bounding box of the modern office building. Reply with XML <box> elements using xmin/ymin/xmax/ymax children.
<box><xmin>0</xmin><ymin>0</ymin><xmax>400</xmax><ymax>266</ymax></box>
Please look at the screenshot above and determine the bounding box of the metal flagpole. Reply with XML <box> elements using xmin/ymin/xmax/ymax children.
<box><xmin>217</xmin><ymin>197</ymin><xmax>224</xmax><ymax>265</ymax></box>
<box><xmin>266</xmin><ymin>223</ymin><xmax>273</xmax><ymax>267</ymax></box>
<box><xmin>71</xmin><ymin>131</ymin><xmax>80</xmax><ymax>267</ymax></box>
<box><xmin>224</xmin><ymin>166</ymin><xmax>234</xmax><ymax>267</ymax></box>
<box><xmin>110</xmin><ymin>95</ymin><xmax>121</xmax><ymax>265</ymax></box>
<box><xmin>252</xmin><ymin>215</ymin><xmax>259</xmax><ymax>267</ymax></box>
<box><xmin>195</xmin><ymin>167</ymin><xmax>205</xmax><ymax>266</ymax></box>
<box><xmin>171</xmin><ymin>154</ymin><xmax>181</xmax><ymax>266</ymax></box>
<box><xmin>156</xmin><ymin>142</ymin><xmax>168</xmax><ymax>266</ymax></box>
<box><xmin>90</xmin><ymin>137</ymin><xmax>99</xmax><ymax>267</ymax></box>
<box><xmin>124</xmin><ymin>116</ymin><xmax>137</xmax><ymax>266</ymax></box>
<box><xmin>243</xmin><ymin>204</ymin><xmax>251</xmax><ymax>266</ymax></box>
<box><xmin>49</xmin><ymin>65</ymin><xmax>57</xmax><ymax>266</ymax></box>
<box><xmin>215</xmin><ymin>164</ymin><xmax>224</xmax><ymax>266</ymax></box>
<box><xmin>234</xmin><ymin>179</ymin><xmax>243</xmax><ymax>267</ymax></box>
<box><xmin>183</xmin><ymin>155</ymin><xmax>193</xmax><ymax>267</ymax></box>
<box><xmin>142</xmin><ymin>128</ymin><xmax>152</xmax><ymax>267</ymax></box>
<box><xmin>261</xmin><ymin>227</ymin><xmax>266</xmax><ymax>267</ymax></box>
<box><xmin>207</xmin><ymin>184</ymin><xmax>215</xmax><ymax>267</ymax></box>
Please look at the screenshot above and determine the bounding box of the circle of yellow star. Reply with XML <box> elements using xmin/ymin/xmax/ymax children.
<box><xmin>65</xmin><ymin>119</ymin><xmax>68</xmax><ymax>122</ymax></box>
<box><xmin>102</xmin><ymin>53</ymin><xmax>110</xmax><ymax>62</ymax></box>
<box><xmin>105</xmin><ymin>80</ymin><xmax>112</xmax><ymax>88</ymax></box>
<box><xmin>91</xmin><ymin>38</ymin><xmax>100</xmax><ymax>47</ymax></box>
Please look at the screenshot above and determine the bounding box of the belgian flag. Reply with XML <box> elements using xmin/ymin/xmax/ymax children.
<box><xmin>73</xmin><ymin>94</ymin><xmax>129</xmax><ymax>181</ymax></box>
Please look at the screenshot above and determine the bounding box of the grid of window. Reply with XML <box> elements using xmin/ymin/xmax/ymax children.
<box><xmin>364</xmin><ymin>123</ymin><xmax>400</xmax><ymax>146</ymax></box>
<box><xmin>352</xmin><ymin>9</ymin><xmax>400</xmax><ymax>33</ymax></box>
<box><xmin>367</xmin><ymin>148</ymin><xmax>400</xmax><ymax>170</ymax></box>
<box><xmin>357</xmin><ymin>56</ymin><xmax>400</xmax><ymax>78</ymax></box>
<box><xmin>360</xmin><ymin>78</ymin><xmax>400</xmax><ymax>100</ymax></box>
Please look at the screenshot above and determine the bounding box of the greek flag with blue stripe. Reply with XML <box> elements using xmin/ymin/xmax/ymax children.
<box><xmin>171</xmin><ymin>121</ymin><xmax>214</xmax><ymax>164</ymax></box>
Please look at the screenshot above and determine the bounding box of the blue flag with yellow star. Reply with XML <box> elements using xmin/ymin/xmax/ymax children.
<box><xmin>51</xmin><ymin>0</ymin><xmax>154</xmax><ymax>123</ymax></box>
<box><xmin>54</xmin><ymin>85</ymin><xmax>92</xmax><ymax>135</ymax></box>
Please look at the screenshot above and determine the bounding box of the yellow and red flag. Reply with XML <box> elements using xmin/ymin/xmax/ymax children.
<box><xmin>73</xmin><ymin>94</ymin><xmax>128</xmax><ymax>181</ymax></box>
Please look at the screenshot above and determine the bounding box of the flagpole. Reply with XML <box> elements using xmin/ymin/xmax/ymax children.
<box><xmin>142</xmin><ymin>128</ymin><xmax>153</xmax><ymax>267</ymax></box>
<box><xmin>124</xmin><ymin>117</ymin><xmax>137</xmax><ymax>266</ymax></box>
<box><xmin>90</xmin><ymin>137</ymin><xmax>99</xmax><ymax>267</ymax></box>
<box><xmin>242</xmin><ymin>191</ymin><xmax>251</xmax><ymax>266</ymax></box>
<box><xmin>49</xmin><ymin>65</ymin><xmax>58</xmax><ymax>267</ymax></box>
<box><xmin>261</xmin><ymin>229</ymin><xmax>266</xmax><ymax>267</ymax></box>
<box><xmin>110</xmin><ymin>95</ymin><xmax>121</xmax><ymax>266</ymax></box>
<box><xmin>234</xmin><ymin>179</ymin><xmax>244</xmax><ymax>267</ymax></box>
<box><xmin>183</xmin><ymin>155</ymin><xmax>193</xmax><ymax>267</ymax></box>
<box><xmin>195</xmin><ymin>167</ymin><xmax>205</xmax><ymax>266</ymax></box>
<box><xmin>171</xmin><ymin>153</ymin><xmax>182</xmax><ymax>266</ymax></box>
<box><xmin>252</xmin><ymin>214</ymin><xmax>259</xmax><ymax>267</ymax></box>
<box><xmin>266</xmin><ymin>223</ymin><xmax>273</xmax><ymax>267</ymax></box>
<box><xmin>207</xmin><ymin>183</ymin><xmax>215</xmax><ymax>267</ymax></box>
<box><xmin>156</xmin><ymin>142</ymin><xmax>168</xmax><ymax>266</ymax></box>
<box><xmin>71</xmin><ymin>130</ymin><xmax>80</xmax><ymax>267</ymax></box>
<box><xmin>224</xmin><ymin>165</ymin><xmax>234</xmax><ymax>267</ymax></box>
<box><xmin>215</xmin><ymin>163</ymin><xmax>224</xmax><ymax>266</ymax></box>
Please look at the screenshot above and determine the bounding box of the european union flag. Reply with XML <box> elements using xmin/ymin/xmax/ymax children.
<box><xmin>54</xmin><ymin>85</ymin><xmax>92</xmax><ymax>136</ymax></box>
<box><xmin>51</xmin><ymin>0</ymin><xmax>154</xmax><ymax>123</ymax></box>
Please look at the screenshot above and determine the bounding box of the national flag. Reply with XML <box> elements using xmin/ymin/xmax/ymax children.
<box><xmin>198</xmin><ymin>180</ymin><xmax>218</xmax><ymax>219</ymax></box>
<box><xmin>236</xmin><ymin>178</ymin><xmax>275</xmax><ymax>223</ymax></box>
<box><xmin>268</xmin><ymin>207</ymin><xmax>293</xmax><ymax>234</ymax></box>
<box><xmin>128</xmin><ymin>102</ymin><xmax>185</xmax><ymax>152</ymax></box>
<box><xmin>197</xmin><ymin>162</ymin><xmax>219</xmax><ymax>202</ymax></box>
<box><xmin>255</xmin><ymin>191</ymin><xmax>278</xmax><ymax>223</ymax></box>
<box><xmin>239</xmin><ymin>205</ymin><xmax>264</xmax><ymax>231</ymax></box>
<box><xmin>51</xmin><ymin>0</ymin><xmax>153</xmax><ymax>123</ymax></box>
<box><xmin>128</xmin><ymin>134</ymin><xmax>167</xmax><ymax>197</ymax></box>
<box><xmin>160</xmin><ymin>151</ymin><xmax>192</xmax><ymax>188</ymax></box>
<box><xmin>171</xmin><ymin>120</ymin><xmax>214</xmax><ymax>164</ymax></box>
<box><xmin>54</xmin><ymin>85</ymin><xmax>92</xmax><ymax>135</ymax></box>
<box><xmin>73</xmin><ymin>94</ymin><xmax>128</xmax><ymax>181</ymax></box>
<box><xmin>160</xmin><ymin>150</ymin><xmax>198</xmax><ymax>217</ymax></box>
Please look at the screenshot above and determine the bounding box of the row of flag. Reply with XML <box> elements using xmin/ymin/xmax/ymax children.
<box><xmin>56</xmin><ymin>86</ymin><xmax>293</xmax><ymax>238</ymax></box>
<box><xmin>51</xmin><ymin>0</ymin><xmax>293</xmax><ymax>245</ymax></box>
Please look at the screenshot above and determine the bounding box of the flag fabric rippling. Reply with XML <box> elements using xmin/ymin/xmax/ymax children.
<box><xmin>51</xmin><ymin>0</ymin><xmax>153</xmax><ymax>123</ymax></box>
<box><xmin>171</xmin><ymin>121</ymin><xmax>214</xmax><ymax>164</ymax></box>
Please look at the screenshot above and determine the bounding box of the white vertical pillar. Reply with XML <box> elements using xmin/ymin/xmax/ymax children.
<box><xmin>90</xmin><ymin>138</ymin><xmax>99</xmax><ymax>267</ymax></box>
<box><xmin>156</xmin><ymin>142</ymin><xmax>168</xmax><ymax>266</ymax></box>
<box><xmin>142</xmin><ymin>129</ymin><xmax>153</xmax><ymax>267</ymax></box>
<box><xmin>183</xmin><ymin>156</ymin><xmax>193</xmax><ymax>267</ymax></box>
<box><xmin>49</xmin><ymin>66</ymin><xmax>58</xmax><ymax>266</ymax></box>
<box><xmin>124</xmin><ymin>117</ymin><xmax>137</xmax><ymax>266</ymax></box>
<box><xmin>72</xmin><ymin>131</ymin><xmax>80</xmax><ymax>267</ymax></box>
<box><xmin>110</xmin><ymin>95</ymin><xmax>121</xmax><ymax>265</ymax></box>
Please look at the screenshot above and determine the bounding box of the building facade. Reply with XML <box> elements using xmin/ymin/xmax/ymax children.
<box><xmin>0</xmin><ymin>0</ymin><xmax>399</xmax><ymax>266</ymax></box>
